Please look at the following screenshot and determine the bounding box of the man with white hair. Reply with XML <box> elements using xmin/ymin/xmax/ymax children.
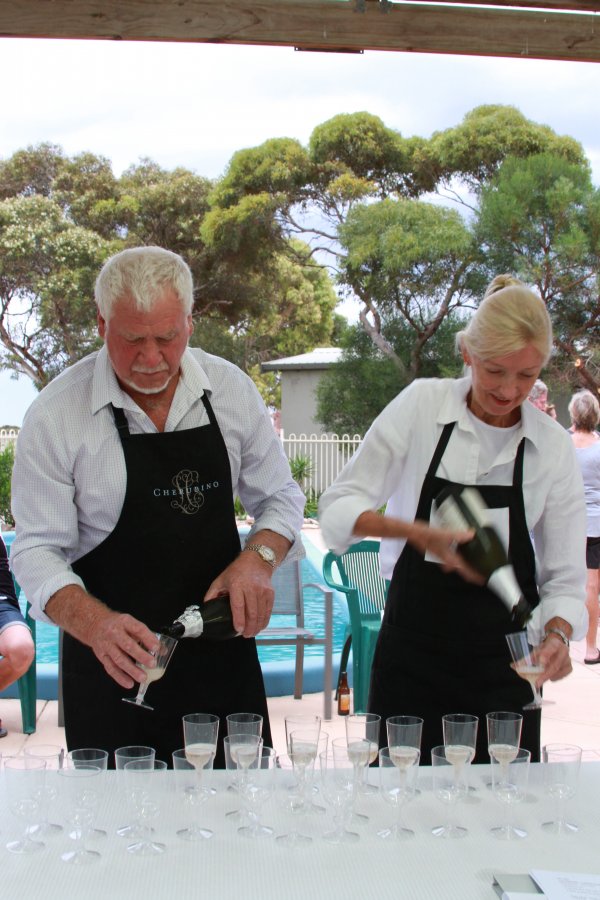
<box><xmin>11</xmin><ymin>246</ymin><xmax>305</xmax><ymax>764</ymax></box>
<box><xmin>528</xmin><ymin>378</ymin><xmax>548</xmax><ymax>412</ymax></box>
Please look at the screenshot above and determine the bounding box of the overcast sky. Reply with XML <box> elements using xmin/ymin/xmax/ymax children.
<box><xmin>2</xmin><ymin>36</ymin><xmax>600</xmax><ymax>424</ymax></box>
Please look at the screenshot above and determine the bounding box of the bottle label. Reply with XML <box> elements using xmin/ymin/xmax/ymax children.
<box><xmin>338</xmin><ymin>693</ymin><xmax>350</xmax><ymax>714</ymax></box>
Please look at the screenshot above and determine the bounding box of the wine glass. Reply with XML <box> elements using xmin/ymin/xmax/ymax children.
<box><xmin>345</xmin><ymin>713</ymin><xmax>380</xmax><ymax>794</ymax></box>
<box><xmin>172</xmin><ymin>748</ymin><xmax>215</xmax><ymax>841</ymax></box>
<box><xmin>64</xmin><ymin>749</ymin><xmax>109</xmax><ymax>840</ymax></box>
<box><xmin>122</xmin><ymin>632</ymin><xmax>178</xmax><ymax>710</ymax></box>
<box><xmin>318</xmin><ymin>749</ymin><xmax>359</xmax><ymax>845</ymax></box>
<box><xmin>442</xmin><ymin>713</ymin><xmax>478</xmax><ymax>795</ymax></box>
<box><xmin>386</xmin><ymin>715</ymin><xmax>423</xmax><ymax>757</ymax></box>
<box><xmin>237</xmin><ymin>746</ymin><xmax>277</xmax><ymax>839</ymax></box>
<box><xmin>506</xmin><ymin>631</ymin><xmax>549</xmax><ymax>709</ymax></box>
<box><xmin>490</xmin><ymin>747</ymin><xmax>530</xmax><ymax>840</ymax></box>
<box><xmin>378</xmin><ymin>746</ymin><xmax>420</xmax><ymax>840</ymax></box>
<box><xmin>57</xmin><ymin>764</ymin><xmax>102</xmax><ymax>864</ymax></box>
<box><xmin>123</xmin><ymin>759</ymin><xmax>168</xmax><ymax>855</ymax></box>
<box><xmin>276</xmin><ymin>732</ymin><xmax>316</xmax><ymax>847</ymax></box>
<box><xmin>542</xmin><ymin>743</ymin><xmax>582</xmax><ymax>835</ymax></box>
<box><xmin>486</xmin><ymin>711</ymin><xmax>523</xmax><ymax>787</ymax></box>
<box><xmin>114</xmin><ymin>745</ymin><xmax>156</xmax><ymax>838</ymax></box>
<box><xmin>4</xmin><ymin>756</ymin><xmax>47</xmax><ymax>855</ymax></box>
<box><xmin>226</xmin><ymin>712</ymin><xmax>263</xmax><ymax>794</ymax></box>
<box><xmin>431</xmin><ymin>746</ymin><xmax>468</xmax><ymax>839</ymax></box>
<box><xmin>183</xmin><ymin>712</ymin><xmax>219</xmax><ymax>799</ymax></box>
<box><xmin>23</xmin><ymin>742</ymin><xmax>65</xmax><ymax>836</ymax></box>
<box><xmin>333</xmin><ymin>735</ymin><xmax>369</xmax><ymax>824</ymax></box>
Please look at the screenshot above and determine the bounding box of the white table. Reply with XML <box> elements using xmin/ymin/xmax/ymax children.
<box><xmin>2</xmin><ymin>763</ymin><xmax>599</xmax><ymax>900</ymax></box>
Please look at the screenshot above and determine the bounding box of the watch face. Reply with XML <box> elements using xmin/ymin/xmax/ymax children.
<box><xmin>248</xmin><ymin>544</ymin><xmax>276</xmax><ymax>565</ymax></box>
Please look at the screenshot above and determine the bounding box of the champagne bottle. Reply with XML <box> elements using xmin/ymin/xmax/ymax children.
<box><xmin>337</xmin><ymin>671</ymin><xmax>351</xmax><ymax>716</ymax></box>
<box><xmin>159</xmin><ymin>594</ymin><xmax>239</xmax><ymax>641</ymax></box>
<box><xmin>433</xmin><ymin>486</ymin><xmax>532</xmax><ymax>628</ymax></box>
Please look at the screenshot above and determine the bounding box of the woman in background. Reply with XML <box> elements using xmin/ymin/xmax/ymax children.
<box><xmin>569</xmin><ymin>389</ymin><xmax>600</xmax><ymax>664</ymax></box>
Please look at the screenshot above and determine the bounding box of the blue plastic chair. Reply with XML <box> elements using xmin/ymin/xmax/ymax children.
<box><xmin>3</xmin><ymin>531</ymin><xmax>37</xmax><ymax>734</ymax></box>
<box><xmin>322</xmin><ymin>540</ymin><xmax>388</xmax><ymax>714</ymax></box>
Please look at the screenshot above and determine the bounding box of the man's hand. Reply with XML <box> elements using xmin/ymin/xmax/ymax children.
<box><xmin>88</xmin><ymin>610</ymin><xmax>160</xmax><ymax>689</ymax></box>
<box><xmin>45</xmin><ymin>585</ymin><xmax>159</xmax><ymax>689</ymax></box>
<box><xmin>205</xmin><ymin>553</ymin><xmax>275</xmax><ymax>638</ymax></box>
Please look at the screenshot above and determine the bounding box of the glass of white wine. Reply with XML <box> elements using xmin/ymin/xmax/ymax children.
<box><xmin>506</xmin><ymin>631</ymin><xmax>549</xmax><ymax>710</ymax></box>
<box><xmin>378</xmin><ymin>746</ymin><xmax>420</xmax><ymax>840</ymax></box>
<box><xmin>122</xmin><ymin>632</ymin><xmax>178</xmax><ymax>710</ymax></box>
<box><xmin>442</xmin><ymin>713</ymin><xmax>478</xmax><ymax>795</ymax></box>
<box><xmin>345</xmin><ymin>713</ymin><xmax>380</xmax><ymax>795</ymax></box>
<box><xmin>183</xmin><ymin>712</ymin><xmax>219</xmax><ymax>798</ymax></box>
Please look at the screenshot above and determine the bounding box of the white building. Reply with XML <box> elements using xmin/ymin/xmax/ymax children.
<box><xmin>261</xmin><ymin>347</ymin><xmax>342</xmax><ymax>437</ymax></box>
<box><xmin>0</xmin><ymin>426</ymin><xmax>19</xmax><ymax>453</ymax></box>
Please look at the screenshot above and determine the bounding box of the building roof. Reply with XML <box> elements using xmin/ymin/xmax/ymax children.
<box><xmin>261</xmin><ymin>347</ymin><xmax>343</xmax><ymax>372</ymax></box>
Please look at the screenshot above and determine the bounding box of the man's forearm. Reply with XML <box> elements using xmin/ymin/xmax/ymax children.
<box><xmin>45</xmin><ymin>584</ymin><xmax>113</xmax><ymax>648</ymax></box>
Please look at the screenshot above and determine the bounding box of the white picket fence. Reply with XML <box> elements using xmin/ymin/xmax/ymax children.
<box><xmin>280</xmin><ymin>431</ymin><xmax>362</xmax><ymax>495</ymax></box>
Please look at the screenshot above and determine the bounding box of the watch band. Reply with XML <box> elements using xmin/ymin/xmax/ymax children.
<box><xmin>543</xmin><ymin>626</ymin><xmax>570</xmax><ymax>648</ymax></box>
<box><xmin>244</xmin><ymin>543</ymin><xmax>277</xmax><ymax>569</ymax></box>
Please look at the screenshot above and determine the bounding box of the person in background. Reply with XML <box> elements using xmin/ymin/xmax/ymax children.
<box><xmin>528</xmin><ymin>378</ymin><xmax>548</xmax><ymax>412</ymax></box>
<box><xmin>569</xmin><ymin>389</ymin><xmax>600</xmax><ymax>664</ymax></box>
<box><xmin>0</xmin><ymin>534</ymin><xmax>35</xmax><ymax>737</ymax></box>
<box><xmin>319</xmin><ymin>274</ymin><xmax>587</xmax><ymax>764</ymax></box>
<box><xmin>11</xmin><ymin>246</ymin><xmax>305</xmax><ymax>764</ymax></box>
<box><xmin>545</xmin><ymin>403</ymin><xmax>558</xmax><ymax>421</ymax></box>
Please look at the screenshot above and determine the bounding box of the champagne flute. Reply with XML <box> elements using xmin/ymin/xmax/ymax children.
<box><xmin>386</xmin><ymin>715</ymin><xmax>423</xmax><ymax>793</ymax></box>
<box><xmin>333</xmin><ymin>735</ymin><xmax>369</xmax><ymax>824</ymax></box>
<box><xmin>226</xmin><ymin>712</ymin><xmax>263</xmax><ymax>794</ymax></box>
<box><xmin>486</xmin><ymin>711</ymin><xmax>523</xmax><ymax>786</ymax></box>
<box><xmin>123</xmin><ymin>760</ymin><xmax>168</xmax><ymax>855</ymax></box>
<box><xmin>490</xmin><ymin>748</ymin><xmax>530</xmax><ymax>840</ymax></box>
<box><xmin>276</xmin><ymin>732</ymin><xmax>316</xmax><ymax>847</ymax></box>
<box><xmin>345</xmin><ymin>713</ymin><xmax>380</xmax><ymax>794</ymax></box>
<box><xmin>378</xmin><ymin>746</ymin><xmax>419</xmax><ymax>840</ymax></box>
<box><xmin>442</xmin><ymin>713</ymin><xmax>478</xmax><ymax>795</ymax></box>
<box><xmin>318</xmin><ymin>749</ymin><xmax>359</xmax><ymax>845</ymax></box>
<box><xmin>57</xmin><ymin>764</ymin><xmax>102</xmax><ymax>864</ymax></box>
<box><xmin>237</xmin><ymin>746</ymin><xmax>277</xmax><ymax>839</ymax></box>
<box><xmin>172</xmin><ymin>748</ymin><xmax>215</xmax><ymax>841</ymax></box>
<box><xmin>122</xmin><ymin>632</ymin><xmax>178</xmax><ymax>710</ymax></box>
<box><xmin>506</xmin><ymin>631</ymin><xmax>549</xmax><ymax>709</ymax></box>
<box><xmin>65</xmin><ymin>749</ymin><xmax>109</xmax><ymax>840</ymax></box>
<box><xmin>542</xmin><ymin>743</ymin><xmax>582</xmax><ymax>835</ymax></box>
<box><xmin>4</xmin><ymin>756</ymin><xmax>47</xmax><ymax>855</ymax></box>
<box><xmin>23</xmin><ymin>742</ymin><xmax>65</xmax><ymax>836</ymax></box>
<box><xmin>431</xmin><ymin>746</ymin><xmax>468</xmax><ymax>839</ymax></box>
<box><xmin>183</xmin><ymin>713</ymin><xmax>219</xmax><ymax>800</ymax></box>
<box><xmin>114</xmin><ymin>745</ymin><xmax>156</xmax><ymax>838</ymax></box>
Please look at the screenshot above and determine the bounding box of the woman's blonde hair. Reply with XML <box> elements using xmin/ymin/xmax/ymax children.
<box><xmin>457</xmin><ymin>274</ymin><xmax>553</xmax><ymax>364</ymax></box>
<box><xmin>569</xmin><ymin>389</ymin><xmax>600</xmax><ymax>432</ymax></box>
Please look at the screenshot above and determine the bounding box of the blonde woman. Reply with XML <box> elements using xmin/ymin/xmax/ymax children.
<box><xmin>320</xmin><ymin>275</ymin><xmax>587</xmax><ymax>763</ymax></box>
<box><xmin>569</xmin><ymin>389</ymin><xmax>600</xmax><ymax>664</ymax></box>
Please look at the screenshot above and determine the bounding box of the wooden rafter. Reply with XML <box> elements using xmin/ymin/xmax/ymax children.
<box><xmin>0</xmin><ymin>1</ymin><xmax>598</xmax><ymax>63</ymax></box>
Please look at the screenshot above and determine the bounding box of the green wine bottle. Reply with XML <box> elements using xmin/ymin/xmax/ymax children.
<box><xmin>160</xmin><ymin>594</ymin><xmax>239</xmax><ymax>641</ymax></box>
<box><xmin>434</xmin><ymin>486</ymin><xmax>532</xmax><ymax>628</ymax></box>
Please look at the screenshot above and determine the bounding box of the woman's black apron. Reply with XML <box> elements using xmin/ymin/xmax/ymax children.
<box><xmin>63</xmin><ymin>394</ymin><xmax>271</xmax><ymax>767</ymax></box>
<box><xmin>368</xmin><ymin>421</ymin><xmax>542</xmax><ymax>763</ymax></box>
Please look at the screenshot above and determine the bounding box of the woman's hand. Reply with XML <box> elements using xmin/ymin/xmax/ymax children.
<box><xmin>408</xmin><ymin>520</ymin><xmax>484</xmax><ymax>584</ymax></box>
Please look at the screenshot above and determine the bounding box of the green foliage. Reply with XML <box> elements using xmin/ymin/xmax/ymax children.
<box><xmin>316</xmin><ymin>319</ymin><xmax>463</xmax><ymax>435</ymax></box>
<box><xmin>0</xmin><ymin>443</ymin><xmax>15</xmax><ymax>526</ymax></box>
<box><xmin>477</xmin><ymin>152</ymin><xmax>600</xmax><ymax>390</ymax></box>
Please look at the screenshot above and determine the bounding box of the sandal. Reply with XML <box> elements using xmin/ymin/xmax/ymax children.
<box><xmin>584</xmin><ymin>651</ymin><xmax>600</xmax><ymax>665</ymax></box>
<box><xmin>0</xmin><ymin>718</ymin><xmax>7</xmax><ymax>738</ymax></box>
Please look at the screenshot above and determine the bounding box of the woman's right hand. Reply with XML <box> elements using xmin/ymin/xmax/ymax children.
<box><xmin>408</xmin><ymin>520</ymin><xmax>484</xmax><ymax>584</ymax></box>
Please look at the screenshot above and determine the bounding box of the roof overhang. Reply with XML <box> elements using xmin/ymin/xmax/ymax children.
<box><xmin>1</xmin><ymin>1</ymin><xmax>599</xmax><ymax>64</ymax></box>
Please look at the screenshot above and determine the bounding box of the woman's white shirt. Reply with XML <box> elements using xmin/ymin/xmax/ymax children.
<box><xmin>318</xmin><ymin>376</ymin><xmax>587</xmax><ymax>643</ymax></box>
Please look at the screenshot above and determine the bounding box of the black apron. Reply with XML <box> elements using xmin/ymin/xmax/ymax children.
<box><xmin>368</xmin><ymin>421</ymin><xmax>542</xmax><ymax>763</ymax></box>
<box><xmin>63</xmin><ymin>394</ymin><xmax>271</xmax><ymax>767</ymax></box>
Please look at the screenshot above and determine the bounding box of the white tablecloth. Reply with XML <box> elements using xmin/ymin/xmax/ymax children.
<box><xmin>2</xmin><ymin>763</ymin><xmax>599</xmax><ymax>900</ymax></box>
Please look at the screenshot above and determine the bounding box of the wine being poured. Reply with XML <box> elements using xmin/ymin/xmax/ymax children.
<box><xmin>433</xmin><ymin>486</ymin><xmax>532</xmax><ymax>628</ymax></box>
<box><xmin>122</xmin><ymin>632</ymin><xmax>178</xmax><ymax>711</ymax></box>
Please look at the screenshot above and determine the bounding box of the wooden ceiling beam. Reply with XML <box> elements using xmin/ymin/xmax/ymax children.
<box><xmin>0</xmin><ymin>1</ymin><xmax>598</xmax><ymax>63</ymax></box>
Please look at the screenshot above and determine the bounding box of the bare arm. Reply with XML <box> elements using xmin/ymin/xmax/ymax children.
<box><xmin>354</xmin><ymin>510</ymin><xmax>481</xmax><ymax>583</ymax></box>
<box><xmin>45</xmin><ymin>585</ymin><xmax>159</xmax><ymax>689</ymax></box>
<box><xmin>204</xmin><ymin>529</ymin><xmax>293</xmax><ymax>637</ymax></box>
<box><xmin>534</xmin><ymin>616</ymin><xmax>573</xmax><ymax>686</ymax></box>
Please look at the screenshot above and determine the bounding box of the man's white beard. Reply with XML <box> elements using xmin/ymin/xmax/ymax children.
<box><xmin>121</xmin><ymin>369</ymin><xmax>173</xmax><ymax>395</ymax></box>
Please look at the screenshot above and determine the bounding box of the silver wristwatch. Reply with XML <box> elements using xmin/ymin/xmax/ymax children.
<box><xmin>244</xmin><ymin>543</ymin><xmax>277</xmax><ymax>569</ymax></box>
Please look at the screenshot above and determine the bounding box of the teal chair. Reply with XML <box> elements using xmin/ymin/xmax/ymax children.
<box><xmin>322</xmin><ymin>540</ymin><xmax>388</xmax><ymax>714</ymax></box>
<box><xmin>3</xmin><ymin>532</ymin><xmax>37</xmax><ymax>734</ymax></box>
